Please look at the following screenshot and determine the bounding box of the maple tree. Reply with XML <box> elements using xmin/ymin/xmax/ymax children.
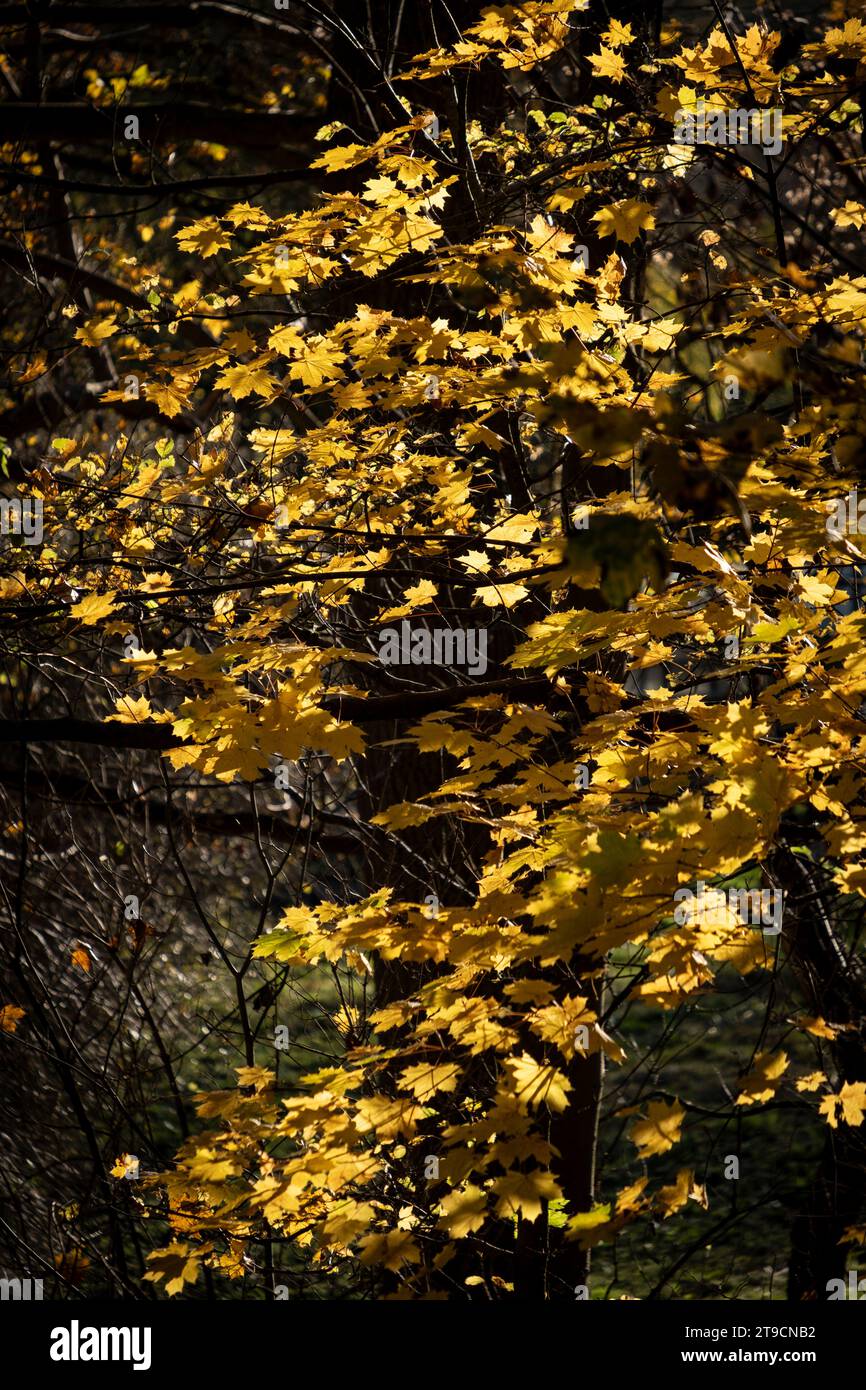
<box><xmin>2</xmin><ymin>0</ymin><xmax>866</xmax><ymax>1302</ymax></box>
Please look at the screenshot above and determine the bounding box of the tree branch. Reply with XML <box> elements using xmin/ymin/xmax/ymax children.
<box><xmin>0</xmin><ymin>3</ymin><xmax>307</xmax><ymax>38</ymax></box>
<box><xmin>0</xmin><ymin>102</ymin><xmax>318</xmax><ymax>148</ymax></box>
<box><xmin>0</xmin><ymin>764</ymin><xmax>360</xmax><ymax>851</ymax></box>
<box><xmin>1</xmin><ymin>165</ymin><xmax>313</xmax><ymax>197</ymax></box>
<box><xmin>0</xmin><ymin>238</ymin><xmax>214</xmax><ymax>345</ymax></box>
<box><xmin>0</xmin><ymin>678</ymin><xmax>554</xmax><ymax>750</ymax></box>
<box><xmin>0</xmin><ymin>377</ymin><xmax>198</xmax><ymax>444</ymax></box>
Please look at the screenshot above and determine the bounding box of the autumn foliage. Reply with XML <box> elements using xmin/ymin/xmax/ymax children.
<box><xmin>2</xmin><ymin>0</ymin><xmax>866</xmax><ymax>1301</ymax></box>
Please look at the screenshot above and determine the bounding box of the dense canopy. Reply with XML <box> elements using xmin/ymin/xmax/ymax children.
<box><xmin>1</xmin><ymin>0</ymin><xmax>866</xmax><ymax>1302</ymax></box>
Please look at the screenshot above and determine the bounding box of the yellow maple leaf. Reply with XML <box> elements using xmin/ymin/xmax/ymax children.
<box><xmin>735</xmin><ymin>1050</ymin><xmax>789</xmax><ymax>1105</ymax></box>
<box><xmin>592</xmin><ymin>198</ymin><xmax>656</xmax><ymax>244</ymax></box>
<box><xmin>16</xmin><ymin>351</ymin><xmax>47</xmax><ymax>383</ymax></box>
<box><xmin>107</xmin><ymin>695</ymin><xmax>155</xmax><ymax>724</ymax></box>
<box><xmin>398</xmin><ymin>1061</ymin><xmax>462</xmax><ymax>1100</ymax></box>
<box><xmin>311</xmin><ymin>141</ymin><xmax>372</xmax><ymax>172</ymax></box>
<box><xmin>491</xmin><ymin>1169</ymin><xmax>562</xmax><ymax>1223</ymax></box>
<box><xmin>74</xmin><ymin>314</ymin><xmax>118</xmax><ymax>347</ymax></box>
<box><xmin>175</xmin><ymin>217</ymin><xmax>231</xmax><ymax>257</ymax></box>
<box><xmin>820</xmin><ymin>1081</ymin><xmax>866</xmax><ymax>1129</ymax></box>
<box><xmin>588</xmin><ymin>45</ymin><xmax>627</xmax><ymax>81</ymax></box>
<box><xmin>144</xmin><ymin>1241</ymin><xmax>202</xmax><ymax>1295</ymax></box>
<box><xmin>833</xmin><ymin>201</ymin><xmax>866</xmax><ymax>230</ymax></box>
<box><xmin>602</xmin><ymin>19</ymin><xmax>634</xmax><ymax>47</ymax></box>
<box><xmin>379</xmin><ymin>578</ymin><xmax>438</xmax><ymax>621</ymax></box>
<box><xmin>321</xmin><ymin>1199</ymin><xmax>378</xmax><ymax>1247</ymax></box>
<box><xmin>357</xmin><ymin>1230</ymin><xmax>421</xmax><ymax>1270</ymax></box>
<box><xmin>548</xmin><ymin>182</ymin><xmax>590</xmax><ymax>213</ymax></box>
<box><xmin>268</xmin><ymin>324</ymin><xmax>304</xmax><ymax>356</ymax></box>
<box><xmin>362</xmin><ymin>175</ymin><xmax>401</xmax><ymax>204</ymax></box>
<box><xmin>475</xmin><ymin>581</ymin><xmax>529</xmax><ymax>608</ymax></box>
<box><xmin>141</xmin><ymin>375</ymin><xmax>197</xmax><ymax>417</ymax></box>
<box><xmin>224</xmin><ymin>201</ymin><xmax>272</xmax><ymax>229</ymax></box>
<box><xmin>796</xmin><ymin>1071</ymin><xmax>827</xmax><ymax>1093</ymax></box>
<box><xmin>436</xmin><ymin>1184</ymin><xmax>488</xmax><ymax>1238</ymax></box>
<box><xmin>566</xmin><ymin>1203</ymin><xmax>613</xmax><ymax>1242</ymax></box>
<box><xmin>289</xmin><ymin>342</ymin><xmax>346</xmax><ymax>389</ymax></box>
<box><xmin>616</xmin><ymin>1178</ymin><xmax>649</xmax><ymax>1213</ymax></box>
<box><xmin>825</xmin><ymin>18</ymin><xmax>866</xmax><ymax>55</ymax></box>
<box><xmin>630</xmin><ymin>1100</ymin><xmax>685</xmax><ymax>1157</ymax></box>
<box><xmin>792</xmin><ymin>1015</ymin><xmax>847</xmax><ymax>1039</ymax></box>
<box><xmin>370</xmin><ymin>800</ymin><xmax>437</xmax><ymax>829</ymax></box>
<box><xmin>458</xmin><ymin>549</ymin><xmax>493</xmax><ymax>576</ymax></box>
<box><xmin>656</xmin><ymin>1168</ymin><xmax>707</xmax><ymax>1218</ymax></box>
<box><xmin>214</xmin><ymin>360</ymin><xmax>275</xmax><ymax>399</ymax></box>
<box><xmin>135</xmin><ymin>572</ymin><xmax>175</xmax><ymax>595</ymax></box>
<box><xmin>71</xmin><ymin>591</ymin><xmax>118</xmax><ymax>624</ymax></box>
<box><xmin>507</xmin><ymin>1053</ymin><xmax>571</xmax><ymax>1112</ymax></box>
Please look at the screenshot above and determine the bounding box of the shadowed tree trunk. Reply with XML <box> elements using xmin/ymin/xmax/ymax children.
<box><xmin>782</xmin><ymin>850</ymin><xmax>866</xmax><ymax>1299</ymax></box>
